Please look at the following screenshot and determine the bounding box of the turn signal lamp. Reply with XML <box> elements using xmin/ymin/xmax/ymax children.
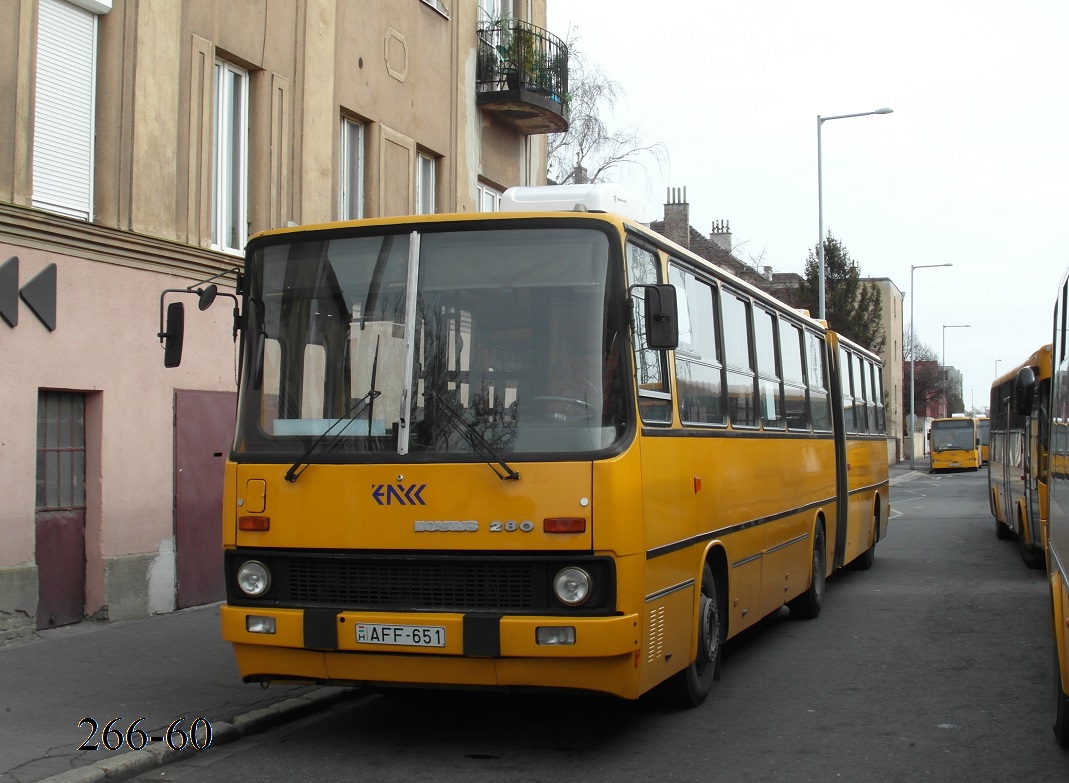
<box><xmin>239</xmin><ymin>516</ymin><xmax>270</xmax><ymax>531</ymax></box>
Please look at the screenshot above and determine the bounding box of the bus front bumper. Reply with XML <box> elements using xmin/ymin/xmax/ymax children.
<box><xmin>221</xmin><ymin>604</ymin><xmax>642</xmax><ymax>695</ymax></box>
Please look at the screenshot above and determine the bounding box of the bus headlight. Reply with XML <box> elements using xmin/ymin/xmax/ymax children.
<box><xmin>237</xmin><ymin>560</ymin><xmax>271</xmax><ymax>597</ymax></box>
<box><xmin>553</xmin><ymin>567</ymin><xmax>591</xmax><ymax>606</ymax></box>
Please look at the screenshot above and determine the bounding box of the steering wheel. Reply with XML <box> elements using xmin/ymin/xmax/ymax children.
<box><xmin>518</xmin><ymin>395</ymin><xmax>594</xmax><ymax>421</ymax></box>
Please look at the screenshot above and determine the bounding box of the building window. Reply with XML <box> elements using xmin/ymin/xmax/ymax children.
<box><xmin>477</xmin><ymin>183</ymin><xmax>502</xmax><ymax>212</ymax></box>
<box><xmin>33</xmin><ymin>0</ymin><xmax>100</xmax><ymax>221</ymax></box>
<box><xmin>416</xmin><ymin>153</ymin><xmax>436</xmax><ymax>215</ymax></box>
<box><xmin>339</xmin><ymin>117</ymin><xmax>364</xmax><ymax>220</ymax></box>
<box><xmin>212</xmin><ymin>60</ymin><xmax>249</xmax><ymax>253</ymax></box>
<box><xmin>36</xmin><ymin>391</ymin><xmax>87</xmax><ymax>511</ymax></box>
<box><xmin>419</xmin><ymin>0</ymin><xmax>449</xmax><ymax>17</ymax></box>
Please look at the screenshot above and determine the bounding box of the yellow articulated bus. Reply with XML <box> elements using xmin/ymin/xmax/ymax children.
<box><xmin>989</xmin><ymin>346</ymin><xmax>1052</xmax><ymax>569</ymax></box>
<box><xmin>977</xmin><ymin>415</ymin><xmax>990</xmax><ymax>464</ymax></box>
<box><xmin>928</xmin><ymin>416</ymin><xmax>981</xmax><ymax>472</ymax></box>
<box><xmin>162</xmin><ymin>185</ymin><xmax>889</xmax><ymax>706</ymax></box>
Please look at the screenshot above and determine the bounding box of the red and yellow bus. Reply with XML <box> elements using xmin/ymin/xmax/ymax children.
<box><xmin>989</xmin><ymin>346</ymin><xmax>1052</xmax><ymax>569</ymax></box>
<box><xmin>163</xmin><ymin>185</ymin><xmax>889</xmax><ymax>706</ymax></box>
<box><xmin>928</xmin><ymin>416</ymin><xmax>981</xmax><ymax>471</ymax></box>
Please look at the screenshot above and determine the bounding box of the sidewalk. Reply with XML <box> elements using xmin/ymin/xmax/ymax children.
<box><xmin>890</xmin><ymin>455</ymin><xmax>930</xmax><ymax>486</ymax></box>
<box><xmin>0</xmin><ymin>603</ymin><xmax>361</xmax><ymax>783</ymax></box>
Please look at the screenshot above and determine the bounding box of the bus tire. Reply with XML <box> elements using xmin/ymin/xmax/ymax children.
<box><xmin>853</xmin><ymin>544</ymin><xmax>876</xmax><ymax>571</ymax></box>
<box><xmin>1019</xmin><ymin>539</ymin><xmax>1046</xmax><ymax>570</ymax></box>
<box><xmin>1018</xmin><ymin>512</ymin><xmax>1046</xmax><ymax>570</ymax></box>
<box><xmin>995</xmin><ymin>518</ymin><xmax>1014</xmax><ymax>540</ymax></box>
<box><xmin>788</xmin><ymin>524</ymin><xmax>826</xmax><ymax>619</ymax></box>
<box><xmin>662</xmin><ymin>562</ymin><xmax>722</xmax><ymax>708</ymax></box>
<box><xmin>1055</xmin><ymin>645</ymin><xmax>1069</xmax><ymax>748</ymax></box>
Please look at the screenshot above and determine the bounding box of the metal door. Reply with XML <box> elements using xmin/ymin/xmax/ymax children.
<box><xmin>174</xmin><ymin>390</ymin><xmax>236</xmax><ymax>608</ymax></box>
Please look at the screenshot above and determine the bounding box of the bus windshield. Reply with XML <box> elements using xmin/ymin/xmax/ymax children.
<box><xmin>930</xmin><ymin>420</ymin><xmax>976</xmax><ymax>452</ymax></box>
<box><xmin>234</xmin><ymin>226</ymin><xmax>628</xmax><ymax>462</ymax></box>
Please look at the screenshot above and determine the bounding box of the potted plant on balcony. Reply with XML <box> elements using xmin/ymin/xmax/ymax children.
<box><xmin>496</xmin><ymin>23</ymin><xmax>537</xmax><ymax>90</ymax></box>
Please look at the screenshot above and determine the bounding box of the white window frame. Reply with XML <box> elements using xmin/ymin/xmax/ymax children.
<box><xmin>212</xmin><ymin>60</ymin><xmax>249</xmax><ymax>254</ymax></box>
<box><xmin>33</xmin><ymin>0</ymin><xmax>100</xmax><ymax>221</ymax></box>
<box><xmin>477</xmin><ymin>183</ymin><xmax>502</xmax><ymax>212</ymax></box>
<box><xmin>419</xmin><ymin>0</ymin><xmax>449</xmax><ymax>18</ymax></box>
<box><xmin>416</xmin><ymin>154</ymin><xmax>436</xmax><ymax>215</ymax></box>
<box><xmin>339</xmin><ymin>117</ymin><xmax>365</xmax><ymax>221</ymax></box>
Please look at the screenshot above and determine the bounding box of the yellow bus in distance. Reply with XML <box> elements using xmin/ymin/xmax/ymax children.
<box><xmin>928</xmin><ymin>417</ymin><xmax>981</xmax><ymax>471</ymax></box>
<box><xmin>977</xmin><ymin>416</ymin><xmax>990</xmax><ymax>464</ymax></box>
<box><xmin>161</xmin><ymin>184</ymin><xmax>889</xmax><ymax>706</ymax></box>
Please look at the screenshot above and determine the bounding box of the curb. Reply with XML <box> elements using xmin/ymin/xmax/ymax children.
<box><xmin>39</xmin><ymin>686</ymin><xmax>364</xmax><ymax>783</ymax></box>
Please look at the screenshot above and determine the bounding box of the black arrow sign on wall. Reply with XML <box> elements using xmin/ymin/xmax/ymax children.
<box><xmin>21</xmin><ymin>263</ymin><xmax>57</xmax><ymax>332</ymax></box>
<box><xmin>0</xmin><ymin>256</ymin><xmax>17</xmax><ymax>327</ymax></box>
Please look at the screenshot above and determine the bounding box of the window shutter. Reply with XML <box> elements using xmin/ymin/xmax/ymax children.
<box><xmin>33</xmin><ymin>0</ymin><xmax>96</xmax><ymax>221</ymax></box>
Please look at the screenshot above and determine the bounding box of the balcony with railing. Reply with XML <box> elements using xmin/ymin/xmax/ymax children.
<box><xmin>476</xmin><ymin>19</ymin><xmax>569</xmax><ymax>135</ymax></box>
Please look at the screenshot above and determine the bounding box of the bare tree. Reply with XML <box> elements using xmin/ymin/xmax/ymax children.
<box><xmin>547</xmin><ymin>44</ymin><xmax>667</xmax><ymax>186</ymax></box>
<box><xmin>903</xmin><ymin>329</ymin><xmax>952</xmax><ymax>422</ymax></box>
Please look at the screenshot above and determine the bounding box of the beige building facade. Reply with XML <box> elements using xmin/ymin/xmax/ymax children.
<box><xmin>0</xmin><ymin>0</ymin><xmax>566</xmax><ymax>644</ymax></box>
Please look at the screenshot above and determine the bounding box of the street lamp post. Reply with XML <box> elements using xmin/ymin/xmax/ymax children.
<box><xmin>909</xmin><ymin>263</ymin><xmax>953</xmax><ymax>470</ymax></box>
<box><xmin>816</xmin><ymin>107</ymin><xmax>893</xmax><ymax>320</ymax></box>
<box><xmin>942</xmin><ymin>324</ymin><xmax>971</xmax><ymax>416</ymax></box>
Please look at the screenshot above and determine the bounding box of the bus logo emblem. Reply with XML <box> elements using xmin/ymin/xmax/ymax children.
<box><xmin>371</xmin><ymin>483</ymin><xmax>427</xmax><ymax>506</ymax></box>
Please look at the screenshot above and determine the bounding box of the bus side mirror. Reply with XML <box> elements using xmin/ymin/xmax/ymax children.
<box><xmin>643</xmin><ymin>284</ymin><xmax>678</xmax><ymax>350</ymax></box>
<box><xmin>1014</xmin><ymin>366</ymin><xmax>1036</xmax><ymax>416</ymax></box>
<box><xmin>161</xmin><ymin>301</ymin><xmax>185</xmax><ymax>368</ymax></box>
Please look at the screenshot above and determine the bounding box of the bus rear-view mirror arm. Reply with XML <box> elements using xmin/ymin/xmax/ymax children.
<box><xmin>157</xmin><ymin>269</ymin><xmax>243</xmax><ymax>368</ymax></box>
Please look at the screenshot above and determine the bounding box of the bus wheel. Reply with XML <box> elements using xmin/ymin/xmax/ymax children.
<box><xmin>662</xmin><ymin>563</ymin><xmax>721</xmax><ymax>708</ymax></box>
<box><xmin>1017</xmin><ymin>515</ymin><xmax>1046</xmax><ymax>570</ymax></box>
<box><xmin>1018</xmin><ymin>538</ymin><xmax>1046</xmax><ymax>569</ymax></box>
<box><xmin>995</xmin><ymin>518</ymin><xmax>1014</xmax><ymax>540</ymax></box>
<box><xmin>1054</xmin><ymin>646</ymin><xmax>1069</xmax><ymax>748</ymax></box>
<box><xmin>853</xmin><ymin>544</ymin><xmax>876</xmax><ymax>571</ymax></box>
<box><xmin>789</xmin><ymin>525</ymin><xmax>825</xmax><ymax>619</ymax></box>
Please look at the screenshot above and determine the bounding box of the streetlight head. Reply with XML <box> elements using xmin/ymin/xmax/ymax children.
<box><xmin>875</xmin><ymin>107</ymin><xmax>894</xmax><ymax>114</ymax></box>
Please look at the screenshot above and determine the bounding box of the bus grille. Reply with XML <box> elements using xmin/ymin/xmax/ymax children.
<box><xmin>284</xmin><ymin>558</ymin><xmax>536</xmax><ymax>611</ymax></box>
<box><xmin>225</xmin><ymin>550</ymin><xmax>615</xmax><ymax>614</ymax></box>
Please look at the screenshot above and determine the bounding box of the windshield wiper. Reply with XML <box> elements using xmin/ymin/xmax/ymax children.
<box><xmin>284</xmin><ymin>389</ymin><xmax>382</xmax><ymax>483</ymax></box>
<box><xmin>427</xmin><ymin>393</ymin><xmax>520</xmax><ymax>481</ymax></box>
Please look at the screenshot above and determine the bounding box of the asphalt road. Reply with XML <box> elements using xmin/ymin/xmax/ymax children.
<box><xmin>136</xmin><ymin>467</ymin><xmax>1069</xmax><ymax>782</ymax></box>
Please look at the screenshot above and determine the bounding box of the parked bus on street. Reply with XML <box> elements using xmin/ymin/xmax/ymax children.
<box><xmin>159</xmin><ymin>184</ymin><xmax>889</xmax><ymax>707</ymax></box>
<box><xmin>929</xmin><ymin>416</ymin><xmax>981</xmax><ymax>472</ymax></box>
<box><xmin>1019</xmin><ymin>278</ymin><xmax>1069</xmax><ymax>744</ymax></box>
<box><xmin>989</xmin><ymin>346</ymin><xmax>1051</xmax><ymax>569</ymax></box>
<box><xmin>977</xmin><ymin>415</ymin><xmax>990</xmax><ymax>464</ymax></box>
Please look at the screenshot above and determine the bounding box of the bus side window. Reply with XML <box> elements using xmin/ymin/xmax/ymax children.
<box><xmin>780</xmin><ymin>320</ymin><xmax>808</xmax><ymax>431</ymax></box>
<box><xmin>670</xmin><ymin>263</ymin><xmax>725</xmax><ymax>426</ymax></box>
<box><xmin>754</xmin><ymin>307</ymin><xmax>784</xmax><ymax>429</ymax></box>
<box><xmin>806</xmin><ymin>331</ymin><xmax>832</xmax><ymax>431</ymax></box>
<box><xmin>721</xmin><ymin>289</ymin><xmax>757</xmax><ymax>427</ymax></box>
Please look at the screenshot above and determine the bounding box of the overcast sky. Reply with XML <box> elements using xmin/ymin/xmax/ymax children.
<box><xmin>547</xmin><ymin>0</ymin><xmax>1069</xmax><ymax>413</ymax></box>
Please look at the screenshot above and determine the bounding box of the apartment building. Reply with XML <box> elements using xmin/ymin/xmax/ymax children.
<box><xmin>0</xmin><ymin>0</ymin><xmax>567</xmax><ymax>643</ymax></box>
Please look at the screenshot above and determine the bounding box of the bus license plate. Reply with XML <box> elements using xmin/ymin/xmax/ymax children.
<box><xmin>355</xmin><ymin>623</ymin><xmax>446</xmax><ymax>647</ymax></box>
